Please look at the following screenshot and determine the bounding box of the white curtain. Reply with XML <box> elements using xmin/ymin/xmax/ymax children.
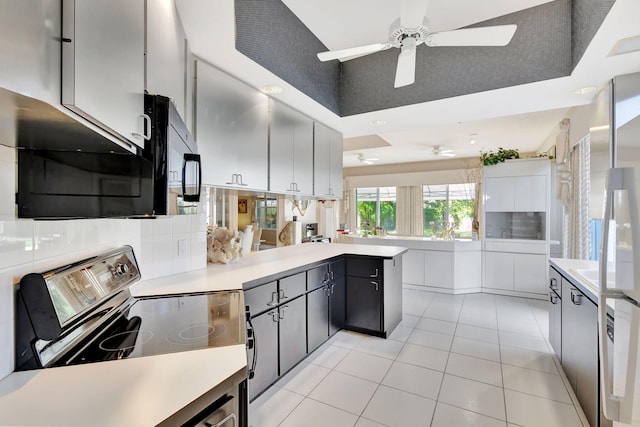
<box><xmin>395</xmin><ymin>186</ymin><xmax>424</xmax><ymax>236</ymax></box>
<box><xmin>563</xmin><ymin>134</ymin><xmax>591</xmax><ymax>259</ymax></box>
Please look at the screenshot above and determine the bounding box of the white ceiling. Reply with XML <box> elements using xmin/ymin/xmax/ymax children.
<box><xmin>176</xmin><ymin>0</ymin><xmax>640</xmax><ymax>168</ymax></box>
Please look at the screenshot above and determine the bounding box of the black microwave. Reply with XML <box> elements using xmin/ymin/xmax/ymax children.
<box><xmin>16</xmin><ymin>95</ymin><xmax>201</xmax><ymax>218</ymax></box>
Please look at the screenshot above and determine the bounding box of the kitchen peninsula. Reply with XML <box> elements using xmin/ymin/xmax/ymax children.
<box><xmin>0</xmin><ymin>243</ymin><xmax>406</xmax><ymax>426</ymax></box>
<box><xmin>343</xmin><ymin>235</ymin><xmax>481</xmax><ymax>294</ymax></box>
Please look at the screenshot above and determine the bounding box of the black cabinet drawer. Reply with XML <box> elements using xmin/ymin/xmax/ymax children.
<box><xmin>279</xmin><ymin>272</ymin><xmax>306</xmax><ymax>300</ymax></box>
<box><xmin>245</xmin><ymin>281</ymin><xmax>278</xmax><ymax>316</ymax></box>
<box><xmin>346</xmin><ymin>256</ymin><xmax>382</xmax><ymax>279</ymax></box>
<box><xmin>307</xmin><ymin>264</ymin><xmax>329</xmax><ymax>291</ymax></box>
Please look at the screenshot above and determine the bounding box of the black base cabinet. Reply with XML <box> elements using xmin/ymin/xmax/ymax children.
<box><xmin>247</xmin><ymin>310</ymin><xmax>278</xmax><ymax>399</ymax></box>
<box><xmin>279</xmin><ymin>295</ymin><xmax>307</xmax><ymax>374</ymax></box>
<box><xmin>549</xmin><ymin>265</ymin><xmax>611</xmax><ymax>427</ymax></box>
<box><xmin>345</xmin><ymin>255</ymin><xmax>402</xmax><ymax>338</ymax></box>
<box><xmin>245</xmin><ymin>255</ymin><xmax>401</xmax><ymax>401</ymax></box>
<box><xmin>548</xmin><ymin>267</ymin><xmax>562</xmax><ymax>359</ymax></box>
<box><xmin>346</xmin><ymin>276</ymin><xmax>382</xmax><ymax>332</ymax></box>
<box><xmin>329</xmin><ymin>277</ymin><xmax>345</xmax><ymax>336</ymax></box>
<box><xmin>307</xmin><ymin>259</ymin><xmax>345</xmax><ymax>353</ymax></box>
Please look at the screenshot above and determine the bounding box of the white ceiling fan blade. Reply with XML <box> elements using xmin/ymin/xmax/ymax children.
<box><xmin>317</xmin><ymin>43</ymin><xmax>392</xmax><ymax>62</ymax></box>
<box><xmin>425</xmin><ymin>24</ymin><xmax>517</xmax><ymax>47</ymax></box>
<box><xmin>441</xmin><ymin>152</ymin><xmax>456</xmax><ymax>157</ymax></box>
<box><xmin>394</xmin><ymin>41</ymin><xmax>417</xmax><ymax>88</ymax></box>
<box><xmin>400</xmin><ymin>0</ymin><xmax>429</xmax><ymax>29</ymax></box>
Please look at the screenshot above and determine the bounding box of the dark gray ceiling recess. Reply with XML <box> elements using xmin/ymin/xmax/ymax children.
<box><xmin>235</xmin><ymin>0</ymin><xmax>614</xmax><ymax>117</ymax></box>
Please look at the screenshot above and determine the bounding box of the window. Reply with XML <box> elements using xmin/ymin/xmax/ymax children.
<box><xmin>423</xmin><ymin>184</ymin><xmax>475</xmax><ymax>238</ymax></box>
<box><xmin>356</xmin><ymin>187</ymin><xmax>396</xmax><ymax>234</ymax></box>
<box><xmin>256</xmin><ymin>198</ymin><xmax>277</xmax><ymax>229</ymax></box>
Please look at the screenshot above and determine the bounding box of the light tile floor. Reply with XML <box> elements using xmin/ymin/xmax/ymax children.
<box><xmin>249</xmin><ymin>289</ymin><xmax>588</xmax><ymax>427</ymax></box>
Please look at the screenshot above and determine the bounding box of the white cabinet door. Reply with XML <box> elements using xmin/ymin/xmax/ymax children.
<box><xmin>514</xmin><ymin>253</ymin><xmax>547</xmax><ymax>294</ymax></box>
<box><xmin>269</xmin><ymin>100</ymin><xmax>314</xmax><ymax>195</ymax></box>
<box><xmin>314</xmin><ymin>122</ymin><xmax>343</xmax><ymax>198</ymax></box>
<box><xmin>425</xmin><ymin>251</ymin><xmax>454</xmax><ymax>289</ymax></box>
<box><xmin>514</xmin><ymin>175</ymin><xmax>547</xmax><ymax>212</ymax></box>
<box><xmin>62</xmin><ymin>0</ymin><xmax>146</xmax><ymax>149</ymax></box>
<box><xmin>484</xmin><ymin>177</ymin><xmax>515</xmax><ymax>211</ymax></box>
<box><xmin>146</xmin><ymin>0</ymin><xmax>187</xmax><ymax>121</ymax></box>
<box><xmin>195</xmin><ymin>60</ymin><xmax>268</xmax><ymax>190</ymax></box>
<box><xmin>483</xmin><ymin>251</ymin><xmax>514</xmax><ymax>290</ymax></box>
<box><xmin>402</xmin><ymin>250</ymin><xmax>425</xmax><ymax>285</ymax></box>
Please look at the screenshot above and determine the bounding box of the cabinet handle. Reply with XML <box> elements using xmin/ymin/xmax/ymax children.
<box><xmin>269</xmin><ymin>310</ymin><xmax>279</xmax><ymax>322</ymax></box>
<box><xmin>570</xmin><ymin>290</ymin><xmax>582</xmax><ymax>305</ymax></box>
<box><xmin>287</xmin><ymin>182</ymin><xmax>300</xmax><ymax>192</ymax></box>
<box><xmin>549</xmin><ymin>293</ymin><xmax>558</xmax><ymax>304</ymax></box>
<box><xmin>131</xmin><ymin>114</ymin><xmax>152</xmax><ymax>141</ymax></box>
<box><xmin>205</xmin><ymin>413</ymin><xmax>236</xmax><ymax>427</ymax></box>
<box><xmin>279</xmin><ymin>305</ymin><xmax>288</xmax><ymax>320</ymax></box>
<box><xmin>278</xmin><ymin>289</ymin><xmax>289</xmax><ymax>301</ymax></box>
<box><xmin>226</xmin><ymin>174</ymin><xmax>239</xmax><ymax>185</ymax></box>
<box><xmin>370</xmin><ymin>281</ymin><xmax>379</xmax><ymax>291</ymax></box>
<box><xmin>330</xmin><ymin>283</ymin><xmax>335</xmax><ymax>295</ymax></box>
<box><xmin>266</xmin><ymin>291</ymin><xmax>278</xmax><ymax>307</ymax></box>
<box><xmin>324</xmin><ymin>286</ymin><xmax>331</xmax><ymax>297</ymax></box>
<box><xmin>549</xmin><ymin>277</ymin><xmax>558</xmax><ymax>290</ymax></box>
<box><xmin>330</xmin><ymin>271</ymin><xmax>334</xmax><ymax>280</ymax></box>
<box><xmin>237</xmin><ymin>174</ymin><xmax>248</xmax><ymax>186</ymax></box>
<box><xmin>369</xmin><ymin>268</ymin><xmax>379</xmax><ymax>278</ymax></box>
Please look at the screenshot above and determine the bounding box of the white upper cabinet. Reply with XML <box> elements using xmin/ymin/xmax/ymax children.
<box><xmin>269</xmin><ymin>100</ymin><xmax>314</xmax><ymax>195</ymax></box>
<box><xmin>484</xmin><ymin>175</ymin><xmax>547</xmax><ymax>212</ymax></box>
<box><xmin>62</xmin><ymin>0</ymin><xmax>147</xmax><ymax>150</ymax></box>
<box><xmin>514</xmin><ymin>175</ymin><xmax>547</xmax><ymax>212</ymax></box>
<box><xmin>145</xmin><ymin>0</ymin><xmax>189</xmax><ymax>126</ymax></box>
<box><xmin>314</xmin><ymin>122</ymin><xmax>343</xmax><ymax>198</ymax></box>
<box><xmin>195</xmin><ymin>60</ymin><xmax>269</xmax><ymax>191</ymax></box>
<box><xmin>484</xmin><ymin>177</ymin><xmax>516</xmax><ymax>211</ymax></box>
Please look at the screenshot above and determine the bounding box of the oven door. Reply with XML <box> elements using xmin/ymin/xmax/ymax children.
<box><xmin>158</xmin><ymin>368</ymin><xmax>247</xmax><ymax>427</ymax></box>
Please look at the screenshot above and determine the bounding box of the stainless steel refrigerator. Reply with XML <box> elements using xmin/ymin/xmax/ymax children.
<box><xmin>598</xmin><ymin>71</ymin><xmax>640</xmax><ymax>426</ymax></box>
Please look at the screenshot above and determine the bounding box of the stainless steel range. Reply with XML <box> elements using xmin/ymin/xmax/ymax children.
<box><xmin>15</xmin><ymin>246</ymin><xmax>248</xmax><ymax>426</ymax></box>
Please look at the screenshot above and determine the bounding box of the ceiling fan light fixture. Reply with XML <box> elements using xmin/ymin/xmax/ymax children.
<box><xmin>358</xmin><ymin>153</ymin><xmax>378</xmax><ymax>165</ymax></box>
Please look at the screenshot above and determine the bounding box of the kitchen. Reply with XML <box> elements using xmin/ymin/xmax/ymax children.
<box><xmin>1</xmin><ymin>0</ymin><xmax>640</xmax><ymax>426</ymax></box>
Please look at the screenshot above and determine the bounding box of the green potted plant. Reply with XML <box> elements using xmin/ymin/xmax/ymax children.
<box><xmin>480</xmin><ymin>147</ymin><xmax>520</xmax><ymax>166</ymax></box>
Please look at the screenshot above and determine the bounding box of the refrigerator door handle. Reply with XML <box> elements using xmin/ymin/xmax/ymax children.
<box><xmin>599</xmin><ymin>168</ymin><xmax>621</xmax><ymax>295</ymax></box>
<box><xmin>598</xmin><ymin>295</ymin><xmax>621</xmax><ymax>421</ymax></box>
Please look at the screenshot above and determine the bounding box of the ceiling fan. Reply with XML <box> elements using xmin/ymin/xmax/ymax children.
<box><xmin>358</xmin><ymin>153</ymin><xmax>379</xmax><ymax>165</ymax></box>
<box><xmin>316</xmin><ymin>0</ymin><xmax>518</xmax><ymax>88</ymax></box>
<box><xmin>432</xmin><ymin>146</ymin><xmax>456</xmax><ymax>157</ymax></box>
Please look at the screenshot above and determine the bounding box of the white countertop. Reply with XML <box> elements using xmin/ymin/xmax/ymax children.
<box><xmin>548</xmin><ymin>258</ymin><xmax>617</xmax><ymax>312</ymax></box>
<box><xmin>132</xmin><ymin>242</ymin><xmax>407</xmax><ymax>297</ymax></box>
<box><xmin>0</xmin><ymin>345</ymin><xmax>247</xmax><ymax>427</ymax></box>
<box><xmin>342</xmin><ymin>235</ymin><xmax>481</xmax><ymax>251</ymax></box>
<box><xmin>0</xmin><ymin>243</ymin><xmax>405</xmax><ymax>426</ymax></box>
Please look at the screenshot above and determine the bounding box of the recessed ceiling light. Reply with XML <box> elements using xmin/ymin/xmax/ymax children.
<box><xmin>370</xmin><ymin>119</ymin><xmax>387</xmax><ymax>126</ymax></box>
<box><xmin>469</xmin><ymin>133</ymin><xmax>478</xmax><ymax>145</ymax></box>
<box><xmin>261</xmin><ymin>85</ymin><xmax>283</xmax><ymax>94</ymax></box>
<box><xmin>573</xmin><ymin>86</ymin><xmax>598</xmax><ymax>95</ymax></box>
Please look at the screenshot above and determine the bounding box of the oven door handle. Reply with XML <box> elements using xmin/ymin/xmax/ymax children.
<box><xmin>246</xmin><ymin>313</ymin><xmax>257</xmax><ymax>380</ymax></box>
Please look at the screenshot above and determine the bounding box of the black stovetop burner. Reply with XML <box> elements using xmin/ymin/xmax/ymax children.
<box><xmin>15</xmin><ymin>246</ymin><xmax>245</xmax><ymax>370</ymax></box>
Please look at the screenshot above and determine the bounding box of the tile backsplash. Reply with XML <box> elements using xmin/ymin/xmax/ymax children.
<box><xmin>0</xmin><ymin>214</ymin><xmax>207</xmax><ymax>380</ymax></box>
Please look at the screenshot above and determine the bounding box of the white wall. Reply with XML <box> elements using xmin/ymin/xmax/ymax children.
<box><xmin>0</xmin><ymin>144</ymin><xmax>207</xmax><ymax>380</ymax></box>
